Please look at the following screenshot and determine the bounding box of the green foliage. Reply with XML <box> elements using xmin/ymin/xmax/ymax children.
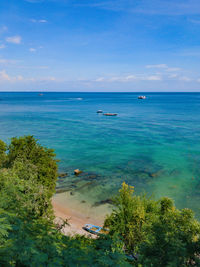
<box><xmin>0</xmin><ymin>213</ymin><xmax>129</xmax><ymax>266</ymax></box>
<box><xmin>105</xmin><ymin>182</ymin><xmax>200</xmax><ymax>266</ymax></box>
<box><xmin>0</xmin><ymin>139</ymin><xmax>7</xmax><ymax>167</ymax></box>
<box><xmin>7</xmin><ymin>135</ymin><xmax>58</xmax><ymax>196</ymax></box>
<box><xmin>0</xmin><ymin>165</ymin><xmax>53</xmax><ymax>219</ymax></box>
<box><xmin>104</xmin><ymin>182</ymin><xmax>158</xmax><ymax>252</ymax></box>
<box><xmin>0</xmin><ymin>136</ymin><xmax>129</xmax><ymax>266</ymax></box>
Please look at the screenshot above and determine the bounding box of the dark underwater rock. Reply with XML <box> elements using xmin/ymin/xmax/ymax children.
<box><xmin>58</xmin><ymin>179</ymin><xmax>65</xmax><ymax>183</ymax></box>
<box><xmin>76</xmin><ymin>171</ymin><xmax>100</xmax><ymax>180</ymax></box>
<box><xmin>76</xmin><ymin>181</ymin><xmax>96</xmax><ymax>191</ymax></box>
<box><xmin>170</xmin><ymin>168</ymin><xmax>181</xmax><ymax>177</ymax></box>
<box><xmin>56</xmin><ymin>188</ymin><xmax>70</xmax><ymax>194</ymax></box>
<box><xmin>56</xmin><ymin>184</ymin><xmax>77</xmax><ymax>193</ymax></box>
<box><xmin>92</xmin><ymin>198</ymin><xmax>113</xmax><ymax>207</ymax></box>
<box><xmin>149</xmin><ymin>169</ymin><xmax>164</xmax><ymax>178</ymax></box>
<box><xmin>58</xmin><ymin>172</ymin><xmax>68</xmax><ymax>178</ymax></box>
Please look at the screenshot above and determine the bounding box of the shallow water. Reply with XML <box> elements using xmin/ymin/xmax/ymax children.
<box><xmin>0</xmin><ymin>92</ymin><xmax>200</xmax><ymax>217</ymax></box>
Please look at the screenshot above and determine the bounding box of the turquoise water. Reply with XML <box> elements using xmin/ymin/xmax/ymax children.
<box><xmin>0</xmin><ymin>92</ymin><xmax>200</xmax><ymax>216</ymax></box>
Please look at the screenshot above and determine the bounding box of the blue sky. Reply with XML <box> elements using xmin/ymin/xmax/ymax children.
<box><xmin>0</xmin><ymin>0</ymin><xmax>200</xmax><ymax>91</ymax></box>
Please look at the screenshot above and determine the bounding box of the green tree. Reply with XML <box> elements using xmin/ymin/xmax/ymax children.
<box><xmin>139</xmin><ymin>200</ymin><xmax>200</xmax><ymax>266</ymax></box>
<box><xmin>0</xmin><ymin>140</ymin><xmax>7</xmax><ymax>167</ymax></box>
<box><xmin>7</xmin><ymin>135</ymin><xmax>58</xmax><ymax>196</ymax></box>
<box><xmin>104</xmin><ymin>182</ymin><xmax>158</xmax><ymax>252</ymax></box>
<box><xmin>105</xmin><ymin>182</ymin><xmax>200</xmax><ymax>266</ymax></box>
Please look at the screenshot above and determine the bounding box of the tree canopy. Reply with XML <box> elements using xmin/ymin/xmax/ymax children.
<box><xmin>104</xmin><ymin>182</ymin><xmax>200</xmax><ymax>266</ymax></box>
<box><xmin>0</xmin><ymin>136</ymin><xmax>129</xmax><ymax>266</ymax></box>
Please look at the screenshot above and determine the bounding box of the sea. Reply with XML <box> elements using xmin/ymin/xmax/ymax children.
<box><xmin>0</xmin><ymin>92</ymin><xmax>200</xmax><ymax>217</ymax></box>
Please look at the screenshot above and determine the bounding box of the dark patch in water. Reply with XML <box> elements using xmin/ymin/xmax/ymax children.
<box><xmin>56</xmin><ymin>188</ymin><xmax>70</xmax><ymax>194</ymax></box>
<box><xmin>116</xmin><ymin>155</ymin><xmax>164</xmax><ymax>184</ymax></box>
<box><xmin>92</xmin><ymin>198</ymin><xmax>113</xmax><ymax>207</ymax></box>
<box><xmin>75</xmin><ymin>171</ymin><xmax>100</xmax><ymax>181</ymax></box>
<box><xmin>56</xmin><ymin>184</ymin><xmax>77</xmax><ymax>193</ymax></box>
<box><xmin>75</xmin><ymin>181</ymin><xmax>97</xmax><ymax>192</ymax></box>
<box><xmin>169</xmin><ymin>168</ymin><xmax>181</xmax><ymax>177</ymax></box>
<box><xmin>58</xmin><ymin>172</ymin><xmax>68</xmax><ymax>178</ymax></box>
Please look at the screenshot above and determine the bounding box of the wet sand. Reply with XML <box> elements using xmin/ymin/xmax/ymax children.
<box><xmin>52</xmin><ymin>192</ymin><xmax>112</xmax><ymax>236</ymax></box>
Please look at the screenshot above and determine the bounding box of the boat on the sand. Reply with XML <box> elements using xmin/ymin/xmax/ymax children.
<box><xmin>83</xmin><ymin>224</ymin><xmax>109</xmax><ymax>235</ymax></box>
<box><xmin>103</xmin><ymin>113</ymin><xmax>117</xmax><ymax>116</ymax></box>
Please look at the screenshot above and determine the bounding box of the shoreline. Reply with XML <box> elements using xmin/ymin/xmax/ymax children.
<box><xmin>52</xmin><ymin>192</ymin><xmax>112</xmax><ymax>236</ymax></box>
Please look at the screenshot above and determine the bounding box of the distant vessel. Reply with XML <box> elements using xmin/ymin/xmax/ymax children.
<box><xmin>38</xmin><ymin>93</ymin><xmax>43</xmax><ymax>96</ymax></box>
<box><xmin>97</xmin><ymin>110</ymin><xmax>103</xmax><ymax>113</ymax></box>
<box><xmin>138</xmin><ymin>96</ymin><xmax>146</xmax><ymax>99</ymax></box>
<box><xmin>103</xmin><ymin>113</ymin><xmax>117</xmax><ymax>116</ymax></box>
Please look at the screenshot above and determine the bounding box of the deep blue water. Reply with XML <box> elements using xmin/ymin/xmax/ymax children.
<box><xmin>0</xmin><ymin>92</ymin><xmax>200</xmax><ymax>216</ymax></box>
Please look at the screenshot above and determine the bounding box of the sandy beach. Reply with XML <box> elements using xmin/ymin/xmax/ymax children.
<box><xmin>52</xmin><ymin>191</ymin><xmax>112</xmax><ymax>236</ymax></box>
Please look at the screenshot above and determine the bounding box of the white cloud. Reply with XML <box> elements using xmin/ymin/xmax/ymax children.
<box><xmin>17</xmin><ymin>75</ymin><xmax>23</xmax><ymax>81</ymax></box>
<box><xmin>16</xmin><ymin>65</ymin><xmax>49</xmax><ymax>70</ymax></box>
<box><xmin>30</xmin><ymin>19</ymin><xmax>47</xmax><ymax>23</ymax></box>
<box><xmin>39</xmin><ymin>19</ymin><xmax>47</xmax><ymax>23</ymax></box>
<box><xmin>125</xmin><ymin>75</ymin><xmax>137</xmax><ymax>80</ymax></box>
<box><xmin>146</xmin><ymin>64</ymin><xmax>167</xmax><ymax>69</ymax></box>
<box><xmin>0</xmin><ymin>69</ymin><xmax>56</xmax><ymax>83</ymax></box>
<box><xmin>146</xmin><ymin>75</ymin><xmax>162</xmax><ymax>81</ymax></box>
<box><xmin>0</xmin><ymin>70</ymin><xmax>10</xmax><ymax>81</ymax></box>
<box><xmin>6</xmin><ymin>35</ymin><xmax>21</xmax><ymax>44</ymax></box>
<box><xmin>166</xmin><ymin>68</ymin><xmax>181</xmax><ymax>72</ymax></box>
<box><xmin>46</xmin><ymin>76</ymin><xmax>55</xmax><ymax>81</ymax></box>
<box><xmin>168</xmin><ymin>74</ymin><xmax>178</xmax><ymax>78</ymax></box>
<box><xmin>179</xmin><ymin>76</ymin><xmax>191</xmax><ymax>82</ymax></box>
<box><xmin>189</xmin><ymin>19</ymin><xmax>200</xmax><ymax>24</ymax></box>
<box><xmin>145</xmin><ymin>64</ymin><xmax>182</xmax><ymax>75</ymax></box>
<box><xmin>145</xmin><ymin>64</ymin><xmax>181</xmax><ymax>72</ymax></box>
<box><xmin>0</xmin><ymin>44</ymin><xmax>6</xmax><ymax>49</ymax></box>
<box><xmin>0</xmin><ymin>58</ymin><xmax>17</xmax><ymax>64</ymax></box>
<box><xmin>29</xmin><ymin>48</ymin><xmax>36</xmax><ymax>52</ymax></box>
<box><xmin>95</xmin><ymin>74</ymin><xmax>162</xmax><ymax>82</ymax></box>
<box><xmin>0</xmin><ymin>70</ymin><xmax>24</xmax><ymax>82</ymax></box>
<box><xmin>95</xmin><ymin>77</ymin><xmax>105</xmax><ymax>82</ymax></box>
<box><xmin>81</xmin><ymin>0</ymin><xmax>200</xmax><ymax>16</ymax></box>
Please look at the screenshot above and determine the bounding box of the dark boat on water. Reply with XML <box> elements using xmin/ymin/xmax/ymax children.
<box><xmin>103</xmin><ymin>113</ymin><xmax>117</xmax><ymax>116</ymax></box>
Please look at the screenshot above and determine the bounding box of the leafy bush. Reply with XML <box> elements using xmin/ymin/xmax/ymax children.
<box><xmin>7</xmin><ymin>135</ymin><xmax>58</xmax><ymax>196</ymax></box>
<box><xmin>104</xmin><ymin>182</ymin><xmax>200</xmax><ymax>266</ymax></box>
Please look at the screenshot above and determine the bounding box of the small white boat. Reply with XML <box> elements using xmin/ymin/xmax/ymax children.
<box><xmin>138</xmin><ymin>96</ymin><xmax>146</xmax><ymax>99</ymax></box>
<box><xmin>97</xmin><ymin>110</ymin><xmax>103</xmax><ymax>113</ymax></box>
